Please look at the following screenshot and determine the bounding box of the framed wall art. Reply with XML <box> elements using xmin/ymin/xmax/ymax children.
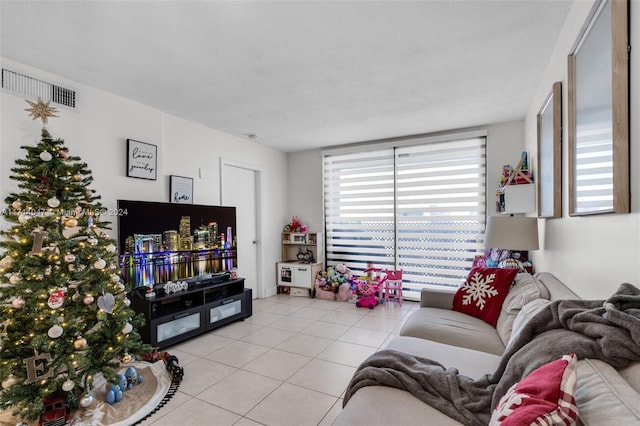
<box><xmin>568</xmin><ymin>0</ymin><xmax>629</xmax><ymax>215</ymax></box>
<box><xmin>170</xmin><ymin>175</ymin><xmax>193</xmax><ymax>204</ymax></box>
<box><xmin>126</xmin><ymin>139</ymin><xmax>157</xmax><ymax>180</ymax></box>
<box><xmin>537</xmin><ymin>81</ymin><xmax>562</xmax><ymax>218</ymax></box>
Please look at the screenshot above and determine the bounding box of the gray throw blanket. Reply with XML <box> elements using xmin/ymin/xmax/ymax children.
<box><xmin>343</xmin><ymin>283</ymin><xmax>640</xmax><ymax>426</ymax></box>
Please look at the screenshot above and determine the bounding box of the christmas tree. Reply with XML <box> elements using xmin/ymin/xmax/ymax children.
<box><xmin>0</xmin><ymin>99</ymin><xmax>150</xmax><ymax>421</ymax></box>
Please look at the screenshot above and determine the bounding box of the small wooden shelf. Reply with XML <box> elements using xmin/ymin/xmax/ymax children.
<box><xmin>278</xmin><ymin>232</ymin><xmax>324</xmax><ymax>297</ymax></box>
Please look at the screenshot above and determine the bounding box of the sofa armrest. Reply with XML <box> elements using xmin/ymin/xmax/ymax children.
<box><xmin>420</xmin><ymin>288</ymin><xmax>455</xmax><ymax>309</ymax></box>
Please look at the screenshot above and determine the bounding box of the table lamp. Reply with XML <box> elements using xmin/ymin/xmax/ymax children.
<box><xmin>484</xmin><ymin>215</ymin><xmax>539</xmax><ymax>271</ymax></box>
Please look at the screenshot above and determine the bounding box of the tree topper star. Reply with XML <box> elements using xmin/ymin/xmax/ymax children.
<box><xmin>24</xmin><ymin>98</ymin><xmax>59</xmax><ymax>126</ymax></box>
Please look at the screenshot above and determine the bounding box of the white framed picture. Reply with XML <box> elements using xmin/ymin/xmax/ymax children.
<box><xmin>170</xmin><ymin>175</ymin><xmax>193</xmax><ymax>204</ymax></box>
<box><xmin>126</xmin><ymin>139</ymin><xmax>157</xmax><ymax>180</ymax></box>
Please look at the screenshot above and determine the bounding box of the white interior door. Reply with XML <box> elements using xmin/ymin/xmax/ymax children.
<box><xmin>221</xmin><ymin>162</ymin><xmax>260</xmax><ymax>299</ymax></box>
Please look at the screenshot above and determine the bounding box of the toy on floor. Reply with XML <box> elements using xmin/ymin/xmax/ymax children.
<box><xmin>381</xmin><ymin>269</ymin><xmax>403</xmax><ymax>305</ymax></box>
<box><xmin>105</xmin><ymin>366</ymin><xmax>142</xmax><ymax>405</ymax></box>
<box><xmin>355</xmin><ymin>279</ymin><xmax>380</xmax><ymax>309</ymax></box>
<box><xmin>158</xmin><ymin>352</ymin><xmax>184</xmax><ymax>381</ymax></box>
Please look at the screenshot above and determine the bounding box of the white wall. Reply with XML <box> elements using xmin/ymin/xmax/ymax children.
<box><xmin>286</xmin><ymin>149</ymin><xmax>324</xmax><ymax>232</ymax></box>
<box><xmin>0</xmin><ymin>59</ymin><xmax>288</xmax><ymax>297</ymax></box>
<box><xmin>523</xmin><ymin>0</ymin><xmax>640</xmax><ymax>299</ymax></box>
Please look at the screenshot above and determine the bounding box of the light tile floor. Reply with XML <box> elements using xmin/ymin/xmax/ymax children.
<box><xmin>141</xmin><ymin>294</ymin><xmax>418</xmax><ymax>426</ymax></box>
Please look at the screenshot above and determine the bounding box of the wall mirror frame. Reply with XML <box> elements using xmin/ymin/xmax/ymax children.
<box><xmin>568</xmin><ymin>0</ymin><xmax>629</xmax><ymax>216</ymax></box>
<box><xmin>537</xmin><ymin>81</ymin><xmax>562</xmax><ymax>218</ymax></box>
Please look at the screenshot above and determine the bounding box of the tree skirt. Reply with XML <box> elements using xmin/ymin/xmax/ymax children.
<box><xmin>0</xmin><ymin>361</ymin><xmax>178</xmax><ymax>426</ymax></box>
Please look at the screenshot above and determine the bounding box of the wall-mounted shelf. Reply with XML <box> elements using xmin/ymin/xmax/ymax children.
<box><xmin>496</xmin><ymin>153</ymin><xmax>535</xmax><ymax>214</ymax></box>
<box><xmin>498</xmin><ymin>184</ymin><xmax>536</xmax><ymax>214</ymax></box>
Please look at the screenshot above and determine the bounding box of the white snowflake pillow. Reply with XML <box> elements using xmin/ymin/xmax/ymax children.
<box><xmin>452</xmin><ymin>267</ymin><xmax>518</xmax><ymax>327</ymax></box>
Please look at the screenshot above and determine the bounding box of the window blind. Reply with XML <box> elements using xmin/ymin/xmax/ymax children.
<box><xmin>574</xmin><ymin>121</ymin><xmax>614</xmax><ymax>213</ymax></box>
<box><xmin>323</xmin><ymin>136</ymin><xmax>486</xmax><ymax>301</ymax></box>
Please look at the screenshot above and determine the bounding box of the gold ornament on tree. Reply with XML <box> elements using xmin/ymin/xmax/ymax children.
<box><xmin>73</xmin><ymin>336</ymin><xmax>87</xmax><ymax>350</ymax></box>
<box><xmin>24</xmin><ymin>98</ymin><xmax>58</xmax><ymax>126</ymax></box>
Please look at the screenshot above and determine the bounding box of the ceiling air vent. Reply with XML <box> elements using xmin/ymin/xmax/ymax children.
<box><xmin>1</xmin><ymin>68</ymin><xmax>76</xmax><ymax>108</ymax></box>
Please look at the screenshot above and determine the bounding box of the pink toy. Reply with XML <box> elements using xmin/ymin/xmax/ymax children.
<box><xmin>291</xmin><ymin>215</ymin><xmax>301</xmax><ymax>232</ymax></box>
<box><xmin>381</xmin><ymin>269</ymin><xmax>403</xmax><ymax>305</ymax></box>
<box><xmin>337</xmin><ymin>283</ymin><xmax>351</xmax><ymax>302</ymax></box>
<box><xmin>355</xmin><ymin>280</ymin><xmax>380</xmax><ymax>309</ymax></box>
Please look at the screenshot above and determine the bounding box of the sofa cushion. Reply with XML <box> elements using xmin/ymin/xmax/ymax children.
<box><xmin>385</xmin><ymin>336</ymin><xmax>501</xmax><ymax>380</ymax></box>
<box><xmin>618</xmin><ymin>362</ymin><xmax>640</xmax><ymax>393</ymax></box>
<box><xmin>496</xmin><ymin>273</ymin><xmax>550</xmax><ymax>346</ymax></box>
<box><xmin>420</xmin><ymin>287</ymin><xmax>455</xmax><ymax>309</ymax></box>
<box><xmin>334</xmin><ymin>385</ymin><xmax>463</xmax><ymax>426</ymax></box>
<box><xmin>534</xmin><ymin>272</ymin><xmax>580</xmax><ymax>301</ymax></box>
<box><xmin>508</xmin><ymin>299</ymin><xmax>551</xmax><ymax>347</ymax></box>
<box><xmin>490</xmin><ymin>354</ymin><xmax>578</xmax><ymax>426</ymax></box>
<box><xmin>400</xmin><ymin>307</ymin><xmax>506</xmax><ymax>355</ymax></box>
<box><xmin>575</xmin><ymin>359</ymin><xmax>640</xmax><ymax>425</ymax></box>
<box><xmin>453</xmin><ymin>267</ymin><xmax>518</xmax><ymax>327</ymax></box>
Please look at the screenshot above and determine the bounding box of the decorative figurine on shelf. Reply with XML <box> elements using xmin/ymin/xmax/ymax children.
<box><xmin>283</xmin><ymin>215</ymin><xmax>308</xmax><ymax>233</ymax></box>
<box><xmin>520</xmin><ymin>151</ymin><xmax>528</xmax><ymax>171</ymax></box>
<box><xmin>145</xmin><ymin>284</ymin><xmax>156</xmax><ymax>299</ymax></box>
<box><xmin>291</xmin><ymin>215</ymin><xmax>300</xmax><ymax>232</ymax></box>
<box><xmin>500</xmin><ymin>165</ymin><xmax>513</xmax><ymax>187</ymax></box>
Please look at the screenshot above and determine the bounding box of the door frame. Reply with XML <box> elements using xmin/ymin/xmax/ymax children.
<box><xmin>219</xmin><ymin>158</ymin><xmax>264</xmax><ymax>298</ymax></box>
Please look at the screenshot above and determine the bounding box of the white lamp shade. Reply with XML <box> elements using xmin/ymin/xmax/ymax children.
<box><xmin>484</xmin><ymin>216</ymin><xmax>539</xmax><ymax>251</ymax></box>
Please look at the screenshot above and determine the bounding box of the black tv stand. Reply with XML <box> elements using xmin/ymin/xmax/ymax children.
<box><xmin>130</xmin><ymin>278</ymin><xmax>252</xmax><ymax>349</ymax></box>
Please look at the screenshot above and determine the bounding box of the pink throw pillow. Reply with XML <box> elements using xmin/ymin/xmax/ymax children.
<box><xmin>490</xmin><ymin>353</ymin><xmax>578</xmax><ymax>426</ymax></box>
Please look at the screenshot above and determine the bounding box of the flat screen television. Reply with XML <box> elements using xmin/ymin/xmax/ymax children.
<box><xmin>117</xmin><ymin>200</ymin><xmax>237</xmax><ymax>288</ymax></box>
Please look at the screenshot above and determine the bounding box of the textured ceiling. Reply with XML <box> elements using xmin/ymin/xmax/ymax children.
<box><xmin>0</xmin><ymin>1</ymin><xmax>572</xmax><ymax>153</ymax></box>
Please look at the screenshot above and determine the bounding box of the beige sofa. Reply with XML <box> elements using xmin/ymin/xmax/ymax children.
<box><xmin>334</xmin><ymin>272</ymin><xmax>640</xmax><ymax>425</ymax></box>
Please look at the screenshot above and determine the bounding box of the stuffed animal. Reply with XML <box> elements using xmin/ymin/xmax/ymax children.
<box><xmin>485</xmin><ymin>248</ymin><xmax>510</xmax><ymax>267</ymax></box>
<box><xmin>316</xmin><ymin>265</ymin><xmax>352</xmax><ymax>293</ymax></box>
<box><xmin>335</xmin><ymin>263</ymin><xmax>352</xmax><ymax>278</ymax></box>
<box><xmin>291</xmin><ymin>215</ymin><xmax>301</xmax><ymax>232</ymax></box>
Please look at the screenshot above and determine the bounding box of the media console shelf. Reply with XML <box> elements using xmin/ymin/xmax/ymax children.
<box><xmin>130</xmin><ymin>278</ymin><xmax>252</xmax><ymax>349</ymax></box>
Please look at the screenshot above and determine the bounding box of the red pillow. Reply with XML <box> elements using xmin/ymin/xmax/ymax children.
<box><xmin>452</xmin><ymin>267</ymin><xmax>518</xmax><ymax>327</ymax></box>
<box><xmin>490</xmin><ymin>354</ymin><xmax>578</xmax><ymax>426</ymax></box>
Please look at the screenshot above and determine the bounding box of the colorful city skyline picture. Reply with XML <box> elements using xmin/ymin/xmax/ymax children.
<box><xmin>117</xmin><ymin>200</ymin><xmax>237</xmax><ymax>287</ymax></box>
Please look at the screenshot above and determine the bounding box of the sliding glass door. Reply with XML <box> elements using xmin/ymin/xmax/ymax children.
<box><xmin>323</xmin><ymin>135</ymin><xmax>486</xmax><ymax>300</ymax></box>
